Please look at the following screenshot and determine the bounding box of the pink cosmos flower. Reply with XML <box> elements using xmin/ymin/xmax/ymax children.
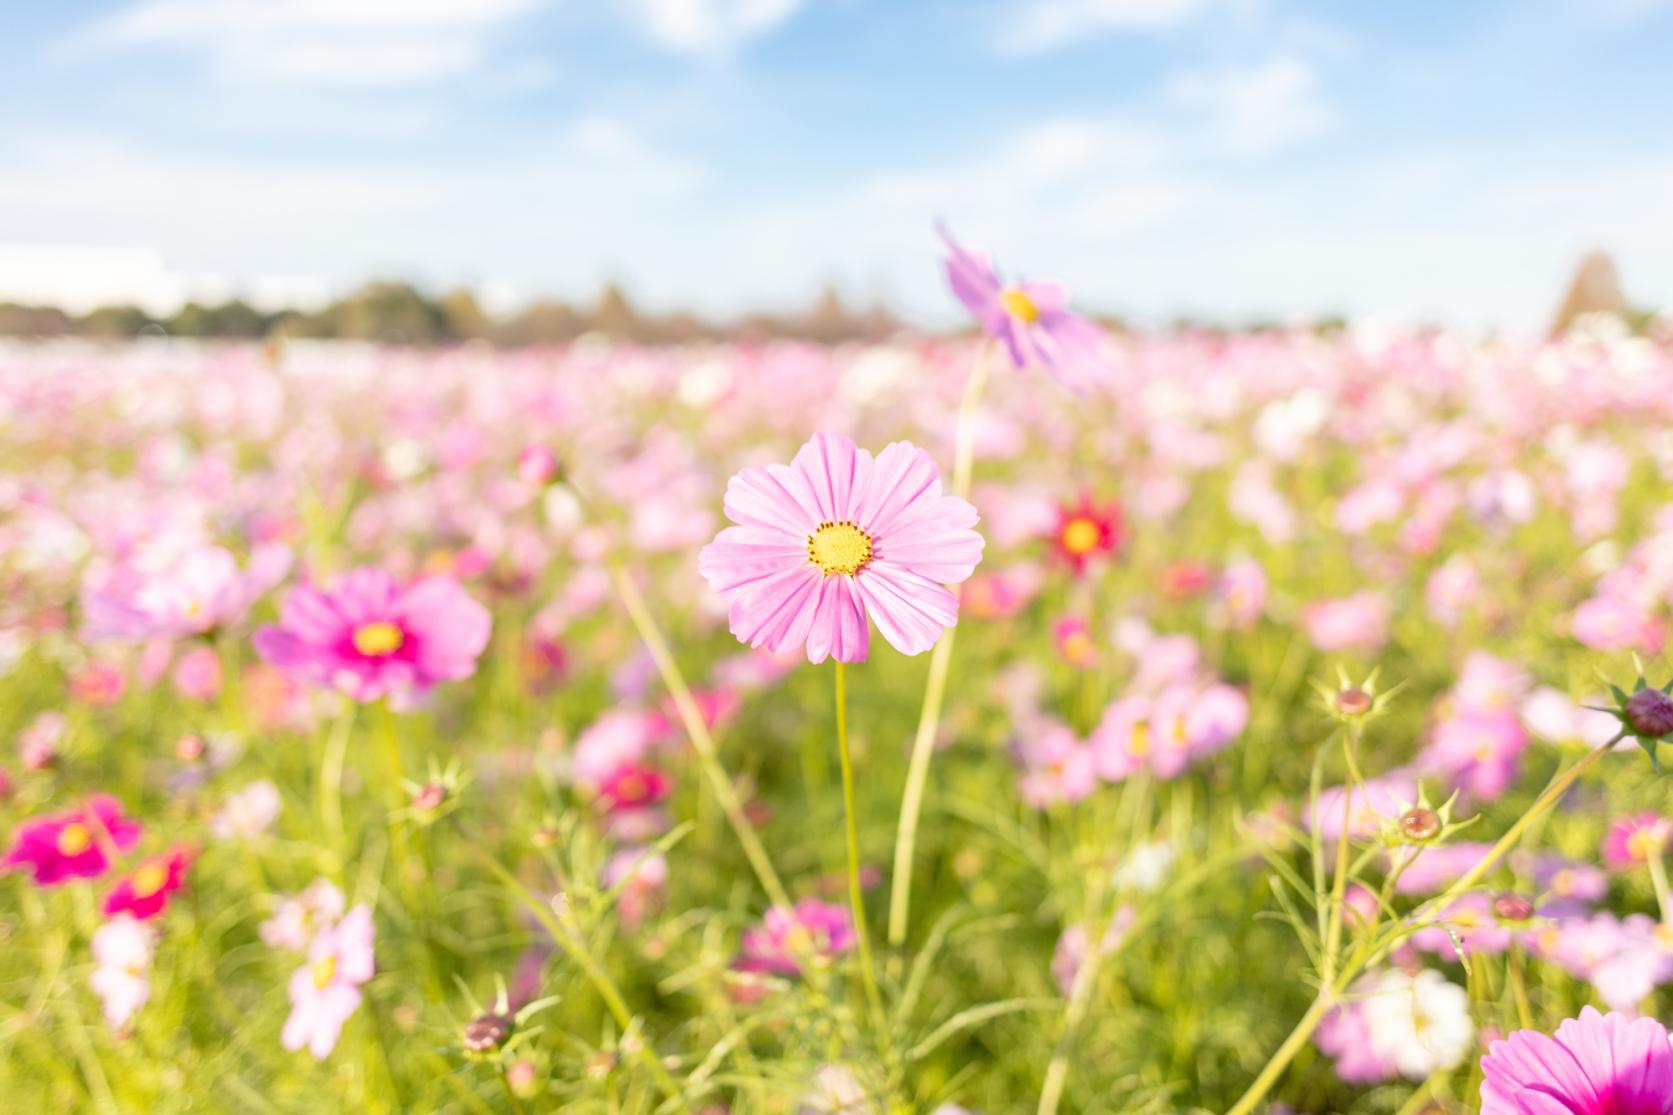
<box><xmin>1051</xmin><ymin>907</ymin><xmax>1136</xmax><ymax>996</ymax></box>
<box><xmin>82</xmin><ymin>542</ymin><xmax>290</xmax><ymax>642</ymax></box>
<box><xmin>1302</xmin><ymin>591</ymin><xmax>1390</xmax><ymax>654</ymax></box>
<box><xmin>172</xmin><ymin>646</ymin><xmax>223</xmax><ymax>701</ymax></box>
<box><xmin>602</xmin><ymin>848</ymin><xmax>668</xmax><ymax>933</ymax></box>
<box><xmin>939</xmin><ymin>224</ymin><xmax>1113</xmax><ymax>391</ymax></box>
<box><xmin>102</xmin><ymin>847</ymin><xmax>193</xmax><ymax>921</ymax></box>
<box><xmin>1015</xmin><ymin>718</ymin><xmax>1097</xmax><ymax>807</ymax></box>
<box><xmin>254</xmin><ymin>567</ymin><xmax>491</xmax><ymax>702</ymax></box>
<box><xmin>698</xmin><ymin>433</ymin><xmax>983</xmax><ymax>664</ymax></box>
<box><xmin>2</xmin><ymin>795</ymin><xmax>142</xmax><ymax>884</ymax></box>
<box><xmin>1410</xmin><ymin>893</ymin><xmax>1516</xmax><ymax>959</ymax></box>
<box><xmin>1305</xmin><ymin>770</ymin><xmax>1418</xmax><ymax>841</ymax></box>
<box><xmin>90</xmin><ymin>915</ymin><xmax>154</xmax><ymax>1030</ymax></box>
<box><xmin>1419</xmin><ymin>706</ymin><xmax>1530</xmax><ymax>800</ymax></box>
<box><xmin>282</xmin><ymin>904</ymin><xmax>375</xmax><ymax>1060</ymax></box>
<box><xmin>1602</xmin><ymin>811</ymin><xmax>1670</xmax><ymax>870</ymax></box>
<box><xmin>735</xmin><ymin>900</ymin><xmax>856</xmax><ymax>978</ymax></box>
<box><xmin>1480</xmin><ymin>1007</ymin><xmax>1673</xmax><ymax>1115</ymax></box>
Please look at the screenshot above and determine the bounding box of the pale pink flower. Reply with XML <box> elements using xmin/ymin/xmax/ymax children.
<box><xmin>282</xmin><ymin>904</ymin><xmax>375</xmax><ymax>1060</ymax></box>
<box><xmin>90</xmin><ymin>915</ymin><xmax>155</xmax><ymax>1030</ymax></box>
<box><xmin>1303</xmin><ymin>591</ymin><xmax>1390</xmax><ymax>654</ymax></box>
<box><xmin>698</xmin><ymin>433</ymin><xmax>983</xmax><ymax>663</ymax></box>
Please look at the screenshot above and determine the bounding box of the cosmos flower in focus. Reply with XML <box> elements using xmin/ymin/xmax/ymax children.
<box><xmin>102</xmin><ymin>847</ymin><xmax>193</xmax><ymax>921</ymax></box>
<box><xmin>1049</xmin><ymin>493</ymin><xmax>1124</xmax><ymax>575</ymax></box>
<box><xmin>2</xmin><ymin>795</ymin><xmax>142</xmax><ymax>885</ymax></box>
<box><xmin>1480</xmin><ymin>1006</ymin><xmax>1673</xmax><ymax>1115</ymax></box>
<box><xmin>255</xmin><ymin>568</ymin><xmax>491</xmax><ymax>703</ymax></box>
<box><xmin>282</xmin><ymin>904</ymin><xmax>375</xmax><ymax>1060</ymax></box>
<box><xmin>939</xmin><ymin>224</ymin><xmax>1113</xmax><ymax>391</ymax></box>
<box><xmin>699</xmin><ymin>433</ymin><xmax>983</xmax><ymax>664</ymax></box>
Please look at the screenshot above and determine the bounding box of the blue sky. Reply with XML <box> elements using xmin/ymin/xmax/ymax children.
<box><xmin>2</xmin><ymin>0</ymin><xmax>1671</xmax><ymax>329</ymax></box>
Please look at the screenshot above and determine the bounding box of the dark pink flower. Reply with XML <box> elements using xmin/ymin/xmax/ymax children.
<box><xmin>735</xmin><ymin>900</ymin><xmax>856</xmax><ymax>977</ymax></box>
<box><xmin>254</xmin><ymin>567</ymin><xmax>491</xmax><ymax>702</ymax></box>
<box><xmin>102</xmin><ymin>847</ymin><xmax>193</xmax><ymax>921</ymax></box>
<box><xmin>2</xmin><ymin>795</ymin><xmax>142</xmax><ymax>885</ymax></box>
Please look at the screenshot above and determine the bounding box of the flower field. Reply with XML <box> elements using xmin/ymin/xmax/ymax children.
<box><xmin>4</xmin><ymin>246</ymin><xmax>1673</xmax><ymax>1114</ymax></box>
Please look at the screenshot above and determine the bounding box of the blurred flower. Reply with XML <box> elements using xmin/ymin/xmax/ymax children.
<box><xmin>1601</xmin><ymin>811</ymin><xmax>1670</xmax><ymax>870</ymax></box>
<box><xmin>255</xmin><ymin>568</ymin><xmax>491</xmax><ymax>703</ymax></box>
<box><xmin>1015</xmin><ymin>718</ymin><xmax>1096</xmax><ymax>807</ymax></box>
<box><xmin>262</xmin><ymin>877</ymin><xmax>345</xmax><ymax>952</ymax></box>
<box><xmin>171</xmin><ymin>646</ymin><xmax>223</xmax><ymax>701</ymax></box>
<box><xmin>736</xmin><ymin>900</ymin><xmax>856</xmax><ymax>978</ymax></box>
<box><xmin>1480</xmin><ymin>1007</ymin><xmax>1673</xmax><ymax>1115</ymax></box>
<box><xmin>602</xmin><ymin>848</ymin><xmax>668</xmax><ymax>933</ymax></box>
<box><xmin>938</xmin><ymin>224</ymin><xmax>1111</xmax><ymax>392</ymax></box>
<box><xmin>1302</xmin><ymin>591</ymin><xmax>1390</xmax><ymax>654</ymax></box>
<box><xmin>90</xmin><ymin>916</ymin><xmax>155</xmax><ymax>1030</ymax></box>
<box><xmin>1049</xmin><ymin>493</ymin><xmax>1123</xmax><ymax>574</ymax></box>
<box><xmin>210</xmin><ymin>780</ymin><xmax>282</xmax><ymax>840</ymax></box>
<box><xmin>1318</xmin><ymin>968</ymin><xmax>1473</xmax><ymax>1083</ymax></box>
<box><xmin>102</xmin><ymin>847</ymin><xmax>193</xmax><ymax>921</ymax></box>
<box><xmin>1051</xmin><ymin>908</ymin><xmax>1135</xmax><ymax>996</ymax></box>
<box><xmin>698</xmin><ymin>432</ymin><xmax>983</xmax><ymax>663</ymax></box>
<box><xmin>2</xmin><ymin>795</ymin><xmax>142</xmax><ymax>885</ymax></box>
<box><xmin>282</xmin><ymin>904</ymin><xmax>375</xmax><ymax>1060</ymax></box>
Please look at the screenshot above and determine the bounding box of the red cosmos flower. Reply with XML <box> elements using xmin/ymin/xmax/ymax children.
<box><xmin>1160</xmin><ymin>560</ymin><xmax>1215</xmax><ymax>601</ymax></box>
<box><xmin>597</xmin><ymin>764</ymin><xmax>672</xmax><ymax>813</ymax></box>
<box><xmin>2</xmin><ymin>795</ymin><xmax>142</xmax><ymax>885</ymax></box>
<box><xmin>103</xmin><ymin>847</ymin><xmax>194</xmax><ymax>921</ymax></box>
<box><xmin>1051</xmin><ymin>494</ymin><xmax>1124</xmax><ymax>574</ymax></box>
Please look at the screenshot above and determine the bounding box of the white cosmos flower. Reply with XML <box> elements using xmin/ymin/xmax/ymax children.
<box><xmin>1358</xmin><ymin>968</ymin><xmax>1474</xmax><ymax>1079</ymax></box>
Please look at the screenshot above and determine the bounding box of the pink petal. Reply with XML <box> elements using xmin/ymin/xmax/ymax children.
<box><xmin>851</xmin><ymin>441</ymin><xmax>941</xmax><ymax>538</ymax></box>
<box><xmin>854</xmin><ymin>562</ymin><xmax>957</xmax><ymax>656</ymax></box>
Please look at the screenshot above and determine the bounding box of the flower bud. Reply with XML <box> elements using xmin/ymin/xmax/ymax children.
<box><xmin>1399</xmin><ymin>807</ymin><xmax>1442</xmax><ymax>842</ymax></box>
<box><xmin>1625</xmin><ymin>688</ymin><xmax>1673</xmax><ymax>738</ymax></box>
<box><xmin>412</xmin><ymin>781</ymin><xmax>447</xmax><ymax>812</ymax></box>
<box><xmin>463</xmin><ymin>1013</ymin><xmax>512</xmax><ymax>1054</ymax></box>
<box><xmin>1335</xmin><ymin>687</ymin><xmax>1373</xmax><ymax>716</ymax></box>
<box><xmin>1493</xmin><ymin>893</ymin><xmax>1534</xmax><ymax>922</ymax></box>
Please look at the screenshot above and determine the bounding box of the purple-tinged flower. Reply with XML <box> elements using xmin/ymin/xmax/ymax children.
<box><xmin>939</xmin><ymin>224</ymin><xmax>1112</xmax><ymax>392</ymax></box>
<box><xmin>254</xmin><ymin>567</ymin><xmax>491</xmax><ymax>702</ymax></box>
<box><xmin>1481</xmin><ymin>1006</ymin><xmax>1673</xmax><ymax>1115</ymax></box>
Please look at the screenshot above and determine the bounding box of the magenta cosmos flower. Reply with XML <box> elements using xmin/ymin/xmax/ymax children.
<box><xmin>699</xmin><ymin>433</ymin><xmax>983</xmax><ymax>664</ymax></box>
<box><xmin>282</xmin><ymin>904</ymin><xmax>375</xmax><ymax>1060</ymax></box>
<box><xmin>736</xmin><ymin>899</ymin><xmax>857</xmax><ymax>977</ymax></box>
<box><xmin>939</xmin><ymin>224</ymin><xmax>1112</xmax><ymax>391</ymax></box>
<box><xmin>102</xmin><ymin>847</ymin><xmax>193</xmax><ymax>921</ymax></box>
<box><xmin>1481</xmin><ymin>1006</ymin><xmax>1673</xmax><ymax>1114</ymax></box>
<box><xmin>255</xmin><ymin>568</ymin><xmax>491</xmax><ymax>702</ymax></box>
<box><xmin>2</xmin><ymin>795</ymin><xmax>142</xmax><ymax>885</ymax></box>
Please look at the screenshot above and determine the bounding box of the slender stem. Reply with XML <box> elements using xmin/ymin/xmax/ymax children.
<box><xmin>1226</xmin><ymin>741</ymin><xmax>1613</xmax><ymax>1115</ymax></box>
<box><xmin>320</xmin><ymin>704</ymin><xmax>356</xmax><ymax>851</ymax></box>
<box><xmin>610</xmin><ymin>563</ymin><xmax>791</xmax><ymax>910</ymax></box>
<box><xmin>1321</xmin><ymin>725</ymin><xmax>1361</xmax><ymax>983</ymax></box>
<box><xmin>1648</xmin><ymin>851</ymin><xmax>1673</xmax><ymax>928</ymax></box>
<box><xmin>1037</xmin><ymin>879</ymin><xmax>1112</xmax><ymax>1115</ymax></box>
<box><xmin>888</xmin><ymin>342</ymin><xmax>990</xmax><ymax>950</ymax></box>
<box><xmin>834</xmin><ymin>661</ymin><xmax>887</xmax><ymax>1040</ymax></box>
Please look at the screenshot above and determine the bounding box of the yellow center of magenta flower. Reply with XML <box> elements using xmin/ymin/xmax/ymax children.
<box><xmin>353</xmin><ymin>621</ymin><xmax>404</xmax><ymax>657</ymax></box>
<box><xmin>311</xmin><ymin>954</ymin><xmax>337</xmax><ymax>990</ymax></box>
<box><xmin>57</xmin><ymin>822</ymin><xmax>92</xmax><ymax>856</ymax></box>
<box><xmin>1000</xmin><ymin>288</ymin><xmax>1040</xmax><ymax>323</ymax></box>
<box><xmin>1060</xmin><ymin>516</ymin><xmax>1101</xmax><ymax>555</ymax></box>
<box><xmin>807</xmin><ymin>521</ymin><xmax>873</xmax><ymax>576</ymax></box>
<box><xmin>132</xmin><ymin>863</ymin><xmax>168</xmax><ymax>898</ymax></box>
<box><xmin>1628</xmin><ymin>828</ymin><xmax>1662</xmax><ymax>861</ymax></box>
<box><xmin>1130</xmin><ymin>721</ymin><xmax>1151</xmax><ymax>758</ymax></box>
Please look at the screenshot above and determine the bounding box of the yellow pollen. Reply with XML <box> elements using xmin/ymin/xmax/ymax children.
<box><xmin>1130</xmin><ymin>721</ymin><xmax>1151</xmax><ymax>759</ymax></box>
<box><xmin>353</xmin><ymin>621</ymin><xmax>404</xmax><ymax>657</ymax></box>
<box><xmin>1060</xmin><ymin>516</ymin><xmax>1101</xmax><ymax>556</ymax></box>
<box><xmin>1000</xmin><ymin>288</ymin><xmax>1040</xmax><ymax>324</ymax></box>
<box><xmin>132</xmin><ymin>863</ymin><xmax>168</xmax><ymax>898</ymax></box>
<box><xmin>807</xmin><ymin>521</ymin><xmax>873</xmax><ymax>576</ymax></box>
<box><xmin>57</xmin><ymin>822</ymin><xmax>92</xmax><ymax>856</ymax></box>
<box><xmin>310</xmin><ymin>954</ymin><xmax>337</xmax><ymax>990</ymax></box>
<box><xmin>1628</xmin><ymin>829</ymin><xmax>1662</xmax><ymax>861</ymax></box>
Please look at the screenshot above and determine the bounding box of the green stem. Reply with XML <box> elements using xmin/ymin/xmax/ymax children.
<box><xmin>1321</xmin><ymin>725</ymin><xmax>1361</xmax><ymax>983</ymax></box>
<box><xmin>610</xmin><ymin>562</ymin><xmax>791</xmax><ymax>909</ymax></box>
<box><xmin>1225</xmin><ymin>740</ymin><xmax>1613</xmax><ymax>1115</ymax></box>
<box><xmin>1648</xmin><ymin>850</ymin><xmax>1673</xmax><ymax>928</ymax></box>
<box><xmin>888</xmin><ymin>342</ymin><xmax>990</xmax><ymax>951</ymax></box>
<box><xmin>320</xmin><ymin>704</ymin><xmax>356</xmax><ymax>852</ymax></box>
<box><xmin>497</xmin><ymin>1065</ymin><xmax>530</xmax><ymax>1115</ymax></box>
<box><xmin>834</xmin><ymin>662</ymin><xmax>887</xmax><ymax>1043</ymax></box>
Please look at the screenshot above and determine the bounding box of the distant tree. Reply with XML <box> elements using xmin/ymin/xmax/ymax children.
<box><xmin>79</xmin><ymin>304</ymin><xmax>155</xmax><ymax>338</ymax></box>
<box><xmin>496</xmin><ymin>299</ymin><xmax>583</xmax><ymax>345</ymax></box>
<box><xmin>0</xmin><ymin>303</ymin><xmax>73</xmax><ymax>338</ymax></box>
<box><xmin>438</xmin><ymin>288</ymin><xmax>490</xmax><ymax>340</ymax></box>
<box><xmin>320</xmin><ymin>281</ymin><xmax>444</xmax><ymax>343</ymax></box>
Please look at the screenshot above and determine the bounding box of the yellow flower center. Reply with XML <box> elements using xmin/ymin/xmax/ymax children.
<box><xmin>1060</xmin><ymin>517</ymin><xmax>1101</xmax><ymax>556</ymax></box>
<box><xmin>311</xmin><ymin>954</ymin><xmax>338</xmax><ymax>990</ymax></box>
<box><xmin>1000</xmin><ymin>288</ymin><xmax>1040</xmax><ymax>324</ymax></box>
<box><xmin>807</xmin><ymin>521</ymin><xmax>873</xmax><ymax>576</ymax></box>
<box><xmin>132</xmin><ymin>863</ymin><xmax>168</xmax><ymax>898</ymax></box>
<box><xmin>1130</xmin><ymin>721</ymin><xmax>1151</xmax><ymax>759</ymax></box>
<box><xmin>1628</xmin><ymin>829</ymin><xmax>1662</xmax><ymax>861</ymax></box>
<box><xmin>57</xmin><ymin>822</ymin><xmax>92</xmax><ymax>856</ymax></box>
<box><xmin>353</xmin><ymin>621</ymin><xmax>404</xmax><ymax>657</ymax></box>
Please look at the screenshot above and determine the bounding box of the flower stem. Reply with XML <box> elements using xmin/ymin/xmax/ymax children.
<box><xmin>610</xmin><ymin>562</ymin><xmax>791</xmax><ymax>910</ymax></box>
<box><xmin>320</xmin><ymin>704</ymin><xmax>356</xmax><ymax>852</ymax></box>
<box><xmin>1648</xmin><ymin>850</ymin><xmax>1673</xmax><ymax>928</ymax></box>
<box><xmin>1225</xmin><ymin>740</ymin><xmax>1613</xmax><ymax>1115</ymax></box>
<box><xmin>835</xmin><ymin>661</ymin><xmax>888</xmax><ymax>1043</ymax></box>
<box><xmin>888</xmin><ymin>342</ymin><xmax>990</xmax><ymax>951</ymax></box>
<box><xmin>496</xmin><ymin>1066</ymin><xmax>529</xmax><ymax>1115</ymax></box>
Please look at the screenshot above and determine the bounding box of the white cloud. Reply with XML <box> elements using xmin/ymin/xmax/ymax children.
<box><xmin>999</xmin><ymin>0</ymin><xmax>1218</xmax><ymax>55</ymax></box>
<box><xmin>1166</xmin><ymin>56</ymin><xmax>1335</xmax><ymax>154</ymax></box>
<box><xmin>70</xmin><ymin>0</ymin><xmax>547</xmax><ymax>85</ymax></box>
<box><xmin>626</xmin><ymin>0</ymin><xmax>803</xmax><ymax>56</ymax></box>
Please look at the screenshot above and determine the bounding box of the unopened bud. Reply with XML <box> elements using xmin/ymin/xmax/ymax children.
<box><xmin>1399</xmin><ymin>807</ymin><xmax>1442</xmax><ymax>842</ymax></box>
<box><xmin>463</xmin><ymin>1013</ymin><xmax>512</xmax><ymax>1054</ymax></box>
<box><xmin>1336</xmin><ymin>687</ymin><xmax>1373</xmax><ymax>716</ymax></box>
<box><xmin>1493</xmin><ymin>893</ymin><xmax>1534</xmax><ymax>922</ymax></box>
<box><xmin>412</xmin><ymin>781</ymin><xmax>447</xmax><ymax>812</ymax></box>
<box><xmin>1625</xmin><ymin>688</ymin><xmax>1673</xmax><ymax>738</ymax></box>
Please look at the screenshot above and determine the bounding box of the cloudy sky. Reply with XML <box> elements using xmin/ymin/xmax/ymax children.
<box><xmin>2</xmin><ymin>0</ymin><xmax>1671</xmax><ymax>329</ymax></box>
